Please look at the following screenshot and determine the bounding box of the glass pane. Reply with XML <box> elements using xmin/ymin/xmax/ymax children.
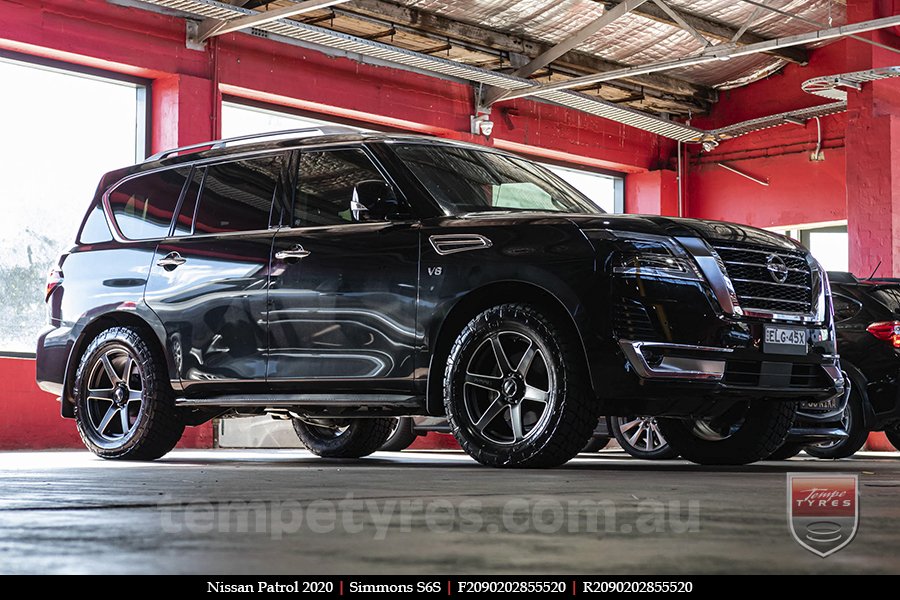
<box><xmin>544</xmin><ymin>164</ymin><xmax>618</xmax><ymax>213</ymax></box>
<box><xmin>194</xmin><ymin>156</ymin><xmax>281</xmax><ymax>234</ymax></box>
<box><xmin>173</xmin><ymin>168</ymin><xmax>203</xmax><ymax>236</ymax></box>
<box><xmin>0</xmin><ymin>58</ymin><xmax>143</xmax><ymax>352</ymax></box>
<box><xmin>221</xmin><ymin>101</ymin><xmax>368</xmax><ymax>137</ymax></box>
<box><xmin>808</xmin><ymin>231</ymin><xmax>848</xmax><ymax>272</ymax></box>
<box><xmin>294</xmin><ymin>149</ymin><xmax>385</xmax><ymax>227</ymax></box>
<box><xmin>108</xmin><ymin>168</ymin><xmax>190</xmax><ymax>240</ymax></box>
<box><xmin>393</xmin><ymin>144</ymin><xmax>599</xmax><ymax>216</ymax></box>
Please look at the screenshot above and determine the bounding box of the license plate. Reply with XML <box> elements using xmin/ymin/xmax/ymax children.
<box><xmin>763</xmin><ymin>325</ymin><xmax>808</xmax><ymax>355</ymax></box>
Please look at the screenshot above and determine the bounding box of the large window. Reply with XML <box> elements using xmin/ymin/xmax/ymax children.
<box><xmin>771</xmin><ymin>222</ymin><xmax>849</xmax><ymax>273</ymax></box>
<box><xmin>0</xmin><ymin>56</ymin><xmax>146</xmax><ymax>353</ymax></box>
<box><xmin>542</xmin><ymin>163</ymin><xmax>622</xmax><ymax>213</ymax></box>
<box><xmin>295</xmin><ymin>149</ymin><xmax>387</xmax><ymax>227</ymax></box>
<box><xmin>221</xmin><ymin>101</ymin><xmax>367</xmax><ymax>138</ymax></box>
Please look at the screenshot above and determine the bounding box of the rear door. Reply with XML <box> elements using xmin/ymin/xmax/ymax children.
<box><xmin>145</xmin><ymin>152</ymin><xmax>286</xmax><ymax>393</ymax></box>
<box><xmin>267</xmin><ymin>146</ymin><xmax>419</xmax><ymax>391</ymax></box>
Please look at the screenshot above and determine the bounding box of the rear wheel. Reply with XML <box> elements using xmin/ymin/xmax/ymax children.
<box><xmin>805</xmin><ymin>390</ymin><xmax>868</xmax><ymax>459</ymax></box>
<box><xmin>444</xmin><ymin>303</ymin><xmax>595</xmax><ymax>468</ymax></box>
<box><xmin>73</xmin><ymin>326</ymin><xmax>184</xmax><ymax>460</ymax></box>
<box><xmin>658</xmin><ymin>401</ymin><xmax>796</xmax><ymax>465</ymax></box>
<box><xmin>292</xmin><ymin>417</ymin><xmax>393</xmax><ymax>458</ymax></box>
<box><xmin>379</xmin><ymin>417</ymin><xmax>419</xmax><ymax>452</ymax></box>
<box><xmin>610</xmin><ymin>416</ymin><xmax>678</xmax><ymax>460</ymax></box>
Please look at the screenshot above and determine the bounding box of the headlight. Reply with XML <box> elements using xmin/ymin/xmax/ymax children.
<box><xmin>587</xmin><ymin>231</ymin><xmax>703</xmax><ymax>282</ymax></box>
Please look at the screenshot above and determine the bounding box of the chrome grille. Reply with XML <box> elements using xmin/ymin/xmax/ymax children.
<box><xmin>711</xmin><ymin>242</ymin><xmax>813</xmax><ymax>314</ymax></box>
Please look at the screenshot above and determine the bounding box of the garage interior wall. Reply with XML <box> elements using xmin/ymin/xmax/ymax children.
<box><xmin>0</xmin><ymin>0</ymin><xmax>897</xmax><ymax>450</ymax></box>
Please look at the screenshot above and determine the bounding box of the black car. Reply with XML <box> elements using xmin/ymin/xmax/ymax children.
<box><xmin>797</xmin><ymin>272</ymin><xmax>900</xmax><ymax>457</ymax></box>
<box><xmin>36</xmin><ymin>128</ymin><xmax>844</xmax><ymax>468</ymax></box>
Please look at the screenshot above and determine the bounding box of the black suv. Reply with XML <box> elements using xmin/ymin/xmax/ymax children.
<box><xmin>800</xmin><ymin>272</ymin><xmax>900</xmax><ymax>457</ymax></box>
<box><xmin>36</xmin><ymin>128</ymin><xmax>844</xmax><ymax>467</ymax></box>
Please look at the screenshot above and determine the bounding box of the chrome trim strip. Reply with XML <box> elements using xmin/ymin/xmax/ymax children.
<box><xmin>676</xmin><ymin>237</ymin><xmax>743</xmax><ymax>316</ymax></box>
<box><xmin>619</xmin><ymin>340</ymin><xmax>730</xmax><ymax>381</ymax></box>
<box><xmin>429</xmin><ymin>234</ymin><xmax>493</xmax><ymax>255</ymax></box>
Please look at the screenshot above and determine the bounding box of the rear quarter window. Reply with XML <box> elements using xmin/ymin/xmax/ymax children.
<box><xmin>107</xmin><ymin>167</ymin><xmax>191</xmax><ymax>240</ymax></box>
<box><xmin>832</xmin><ymin>293</ymin><xmax>863</xmax><ymax>323</ymax></box>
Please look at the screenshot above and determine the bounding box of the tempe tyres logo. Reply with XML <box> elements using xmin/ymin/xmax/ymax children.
<box><xmin>787</xmin><ymin>474</ymin><xmax>859</xmax><ymax>557</ymax></box>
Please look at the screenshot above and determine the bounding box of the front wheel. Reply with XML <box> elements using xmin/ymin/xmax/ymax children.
<box><xmin>379</xmin><ymin>417</ymin><xmax>419</xmax><ymax>452</ymax></box>
<box><xmin>292</xmin><ymin>417</ymin><xmax>393</xmax><ymax>458</ymax></box>
<box><xmin>805</xmin><ymin>389</ymin><xmax>868</xmax><ymax>459</ymax></box>
<box><xmin>443</xmin><ymin>304</ymin><xmax>596</xmax><ymax>468</ymax></box>
<box><xmin>885</xmin><ymin>426</ymin><xmax>900</xmax><ymax>451</ymax></box>
<box><xmin>610</xmin><ymin>416</ymin><xmax>678</xmax><ymax>460</ymax></box>
<box><xmin>73</xmin><ymin>326</ymin><xmax>184</xmax><ymax>460</ymax></box>
<box><xmin>658</xmin><ymin>401</ymin><xmax>796</xmax><ymax>465</ymax></box>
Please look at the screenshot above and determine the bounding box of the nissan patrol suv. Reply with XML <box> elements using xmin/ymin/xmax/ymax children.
<box><xmin>36</xmin><ymin>128</ymin><xmax>844</xmax><ymax>467</ymax></box>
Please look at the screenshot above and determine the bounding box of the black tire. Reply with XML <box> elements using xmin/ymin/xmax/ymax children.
<box><xmin>657</xmin><ymin>401</ymin><xmax>796</xmax><ymax>466</ymax></box>
<box><xmin>610</xmin><ymin>416</ymin><xmax>679</xmax><ymax>460</ymax></box>
<box><xmin>767</xmin><ymin>443</ymin><xmax>804</xmax><ymax>460</ymax></box>
<box><xmin>581</xmin><ymin>436</ymin><xmax>611</xmax><ymax>453</ymax></box>
<box><xmin>805</xmin><ymin>389</ymin><xmax>869</xmax><ymax>459</ymax></box>
<box><xmin>885</xmin><ymin>427</ymin><xmax>900</xmax><ymax>451</ymax></box>
<box><xmin>73</xmin><ymin>326</ymin><xmax>184</xmax><ymax>460</ymax></box>
<box><xmin>292</xmin><ymin>417</ymin><xmax>393</xmax><ymax>458</ymax></box>
<box><xmin>379</xmin><ymin>417</ymin><xmax>419</xmax><ymax>452</ymax></box>
<box><xmin>443</xmin><ymin>303</ymin><xmax>596</xmax><ymax>468</ymax></box>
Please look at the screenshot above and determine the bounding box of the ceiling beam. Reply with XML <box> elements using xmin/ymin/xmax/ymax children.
<box><xmin>513</xmin><ymin>0</ymin><xmax>650</xmax><ymax>78</ymax></box>
<box><xmin>195</xmin><ymin>0</ymin><xmax>351</xmax><ymax>43</ymax></box>
<box><xmin>600</xmin><ymin>0</ymin><xmax>809</xmax><ymax>64</ymax></box>
<box><xmin>492</xmin><ymin>14</ymin><xmax>900</xmax><ymax>103</ymax></box>
<box><xmin>340</xmin><ymin>0</ymin><xmax>715</xmax><ymax>102</ymax></box>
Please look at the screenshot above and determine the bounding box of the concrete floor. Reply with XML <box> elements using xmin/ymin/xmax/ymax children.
<box><xmin>0</xmin><ymin>449</ymin><xmax>898</xmax><ymax>574</ymax></box>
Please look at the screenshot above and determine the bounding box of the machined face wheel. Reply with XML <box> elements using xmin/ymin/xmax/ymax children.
<box><xmin>84</xmin><ymin>345</ymin><xmax>144</xmax><ymax>443</ymax></box>
<box><xmin>616</xmin><ymin>416</ymin><xmax>667</xmax><ymax>452</ymax></box>
<box><xmin>462</xmin><ymin>331</ymin><xmax>555</xmax><ymax>446</ymax></box>
<box><xmin>812</xmin><ymin>407</ymin><xmax>851</xmax><ymax>450</ymax></box>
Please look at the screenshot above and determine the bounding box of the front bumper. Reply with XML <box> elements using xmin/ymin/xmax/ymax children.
<box><xmin>619</xmin><ymin>339</ymin><xmax>844</xmax><ymax>398</ymax></box>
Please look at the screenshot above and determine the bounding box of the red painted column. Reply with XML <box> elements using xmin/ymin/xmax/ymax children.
<box><xmin>625</xmin><ymin>170</ymin><xmax>679</xmax><ymax>216</ymax></box>
<box><xmin>845</xmin><ymin>0</ymin><xmax>900</xmax><ymax>279</ymax></box>
<box><xmin>151</xmin><ymin>73</ymin><xmax>219</xmax><ymax>155</ymax></box>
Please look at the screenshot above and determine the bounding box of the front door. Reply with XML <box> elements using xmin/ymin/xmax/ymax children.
<box><xmin>267</xmin><ymin>147</ymin><xmax>418</xmax><ymax>391</ymax></box>
<box><xmin>145</xmin><ymin>152</ymin><xmax>285</xmax><ymax>392</ymax></box>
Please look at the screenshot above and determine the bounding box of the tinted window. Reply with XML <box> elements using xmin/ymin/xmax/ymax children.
<box><xmin>294</xmin><ymin>149</ymin><xmax>386</xmax><ymax>227</ymax></box>
<box><xmin>107</xmin><ymin>168</ymin><xmax>190</xmax><ymax>239</ymax></box>
<box><xmin>393</xmin><ymin>144</ymin><xmax>599</xmax><ymax>216</ymax></box>
<box><xmin>194</xmin><ymin>155</ymin><xmax>282</xmax><ymax>234</ymax></box>
<box><xmin>832</xmin><ymin>293</ymin><xmax>863</xmax><ymax>323</ymax></box>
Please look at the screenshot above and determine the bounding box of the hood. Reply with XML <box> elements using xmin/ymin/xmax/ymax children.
<box><xmin>450</xmin><ymin>211</ymin><xmax>801</xmax><ymax>251</ymax></box>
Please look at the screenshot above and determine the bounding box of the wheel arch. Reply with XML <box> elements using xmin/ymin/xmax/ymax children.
<box><xmin>424</xmin><ymin>280</ymin><xmax>597</xmax><ymax>415</ymax></box>
<box><xmin>62</xmin><ymin>310</ymin><xmax>169</xmax><ymax>417</ymax></box>
<box><xmin>840</xmin><ymin>359</ymin><xmax>875</xmax><ymax>429</ymax></box>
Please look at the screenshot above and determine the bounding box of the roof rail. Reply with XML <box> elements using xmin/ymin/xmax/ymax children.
<box><xmin>144</xmin><ymin>125</ymin><xmax>361</xmax><ymax>162</ymax></box>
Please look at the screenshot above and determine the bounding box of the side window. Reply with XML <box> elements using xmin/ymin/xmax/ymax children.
<box><xmin>294</xmin><ymin>149</ymin><xmax>388</xmax><ymax>227</ymax></box>
<box><xmin>832</xmin><ymin>293</ymin><xmax>863</xmax><ymax>323</ymax></box>
<box><xmin>107</xmin><ymin>167</ymin><xmax>190</xmax><ymax>240</ymax></box>
<box><xmin>193</xmin><ymin>154</ymin><xmax>282</xmax><ymax>234</ymax></box>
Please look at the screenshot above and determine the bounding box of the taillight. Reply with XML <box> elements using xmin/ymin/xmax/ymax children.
<box><xmin>866</xmin><ymin>321</ymin><xmax>900</xmax><ymax>348</ymax></box>
<box><xmin>45</xmin><ymin>268</ymin><xmax>63</xmax><ymax>302</ymax></box>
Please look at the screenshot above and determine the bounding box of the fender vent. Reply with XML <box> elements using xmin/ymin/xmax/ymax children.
<box><xmin>429</xmin><ymin>234</ymin><xmax>492</xmax><ymax>255</ymax></box>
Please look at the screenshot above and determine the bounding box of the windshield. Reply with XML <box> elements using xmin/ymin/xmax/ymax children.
<box><xmin>393</xmin><ymin>143</ymin><xmax>603</xmax><ymax>216</ymax></box>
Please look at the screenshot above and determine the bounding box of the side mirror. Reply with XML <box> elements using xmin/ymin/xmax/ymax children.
<box><xmin>351</xmin><ymin>180</ymin><xmax>404</xmax><ymax>222</ymax></box>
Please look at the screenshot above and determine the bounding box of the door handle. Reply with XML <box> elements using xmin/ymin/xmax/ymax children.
<box><xmin>156</xmin><ymin>251</ymin><xmax>186</xmax><ymax>270</ymax></box>
<box><xmin>275</xmin><ymin>245</ymin><xmax>311</xmax><ymax>262</ymax></box>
